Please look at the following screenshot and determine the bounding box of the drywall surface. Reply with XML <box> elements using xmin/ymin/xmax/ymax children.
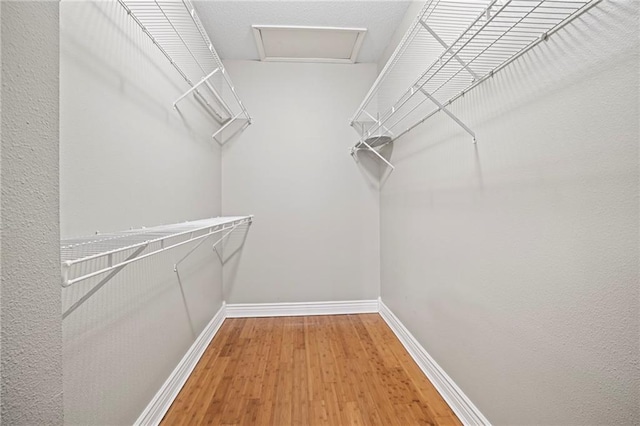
<box><xmin>0</xmin><ymin>2</ymin><xmax>63</xmax><ymax>424</ymax></box>
<box><xmin>377</xmin><ymin>0</ymin><xmax>424</xmax><ymax>71</ymax></box>
<box><xmin>379</xmin><ymin>0</ymin><xmax>640</xmax><ymax>424</ymax></box>
<box><xmin>60</xmin><ymin>2</ymin><xmax>225</xmax><ymax>424</ymax></box>
<box><xmin>222</xmin><ymin>60</ymin><xmax>380</xmax><ymax>303</ymax></box>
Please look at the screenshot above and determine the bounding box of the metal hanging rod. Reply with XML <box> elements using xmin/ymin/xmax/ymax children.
<box><xmin>118</xmin><ymin>0</ymin><xmax>252</xmax><ymax>140</ymax></box>
<box><xmin>349</xmin><ymin>0</ymin><xmax>601</xmax><ymax>168</ymax></box>
<box><xmin>61</xmin><ymin>216</ymin><xmax>253</xmax><ymax>288</ymax></box>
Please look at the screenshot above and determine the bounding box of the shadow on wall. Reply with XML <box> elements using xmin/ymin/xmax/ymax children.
<box><xmin>61</xmin><ymin>1</ymin><xmax>214</xmax><ymax>143</ymax></box>
<box><xmin>221</xmin><ymin>224</ymin><xmax>252</xmax><ymax>301</ymax></box>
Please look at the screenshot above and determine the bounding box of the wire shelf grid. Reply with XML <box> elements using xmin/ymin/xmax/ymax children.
<box><xmin>118</xmin><ymin>0</ymin><xmax>251</xmax><ymax>137</ymax></box>
<box><xmin>350</xmin><ymin>0</ymin><xmax>600</xmax><ymax>158</ymax></box>
<box><xmin>61</xmin><ymin>216</ymin><xmax>253</xmax><ymax>287</ymax></box>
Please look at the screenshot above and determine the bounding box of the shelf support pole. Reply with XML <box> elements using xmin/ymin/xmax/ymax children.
<box><xmin>62</xmin><ymin>245</ymin><xmax>148</xmax><ymax>319</ymax></box>
<box><xmin>363</xmin><ymin>110</ymin><xmax>394</xmax><ymax>137</ymax></box>
<box><xmin>419</xmin><ymin>20</ymin><xmax>480</xmax><ymax>81</ymax></box>
<box><xmin>415</xmin><ymin>87</ymin><xmax>476</xmax><ymax>143</ymax></box>
<box><xmin>211</xmin><ymin>223</ymin><xmax>242</xmax><ymax>261</ymax></box>
<box><xmin>173</xmin><ymin>226</ymin><xmax>217</xmax><ymax>272</ymax></box>
<box><xmin>212</xmin><ymin>113</ymin><xmax>244</xmax><ymax>143</ymax></box>
<box><xmin>173</xmin><ymin>221</ymin><xmax>244</xmax><ymax>272</ymax></box>
<box><xmin>351</xmin><ymin>139</ymin><xmax>395</xmax><ymax>170</ymax></box>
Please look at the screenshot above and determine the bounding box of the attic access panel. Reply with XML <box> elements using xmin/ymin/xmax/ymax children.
<box><xmin>252</xmin><ymin>25</ymin><xmax>367</xmax><ymax>63</ymax></box>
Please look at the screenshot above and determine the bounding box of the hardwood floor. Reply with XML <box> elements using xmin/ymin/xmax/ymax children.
<box><xmin>162</xmin><ymin>314</ymin><xmax>461</xmax><ymax>426</ymax></box>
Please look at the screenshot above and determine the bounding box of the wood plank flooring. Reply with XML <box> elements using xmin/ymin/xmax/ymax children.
<box><xmin>162</xmin><ymin>314</ymin><xmax>461</xmax><ymax>426</ymax></box>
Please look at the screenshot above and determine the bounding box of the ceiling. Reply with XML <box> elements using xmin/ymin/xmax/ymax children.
<box><xmin>193</xmin><ymin>1</ymin><xmax>412</xmax><ymax>63</ymax></box>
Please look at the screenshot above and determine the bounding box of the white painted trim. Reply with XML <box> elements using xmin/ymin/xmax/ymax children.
<box><xmin>251</xmin><ymin>25</ymin><xmax>367</xmax><ymax>63</ymax></box>
<box><xmin>134</xmin><ymin>303</ymin><xmax>227</xmax><ymax>426</ymax></box>
<box><xmin>378</xmin><ymin>298</ymin><xmax>491</xmax><ymax>426</ymax></box>
<box><xmin>226</xmin><ymin>299</ymin><xmax>379</xmax><ymax>318</ymax></box>
<box><xmin>260</xmin><ymin>57</ymin><xmax>356</xmax><ymax>64</ymax></box>
<box><xmin>252</xmin><ymin>26</ymin><xmax>267</xmax><ymax>61</ymax></box>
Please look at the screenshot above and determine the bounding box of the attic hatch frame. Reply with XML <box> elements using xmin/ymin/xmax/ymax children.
<box><xmin>349</xmin><ymin>0</ymin><xmax>601</xmax><ymax>169</ymax></box>
<box><xmin>118</xmin><ymin>0</ymin><xmax>252</xmax><ymax>144</ymax></box>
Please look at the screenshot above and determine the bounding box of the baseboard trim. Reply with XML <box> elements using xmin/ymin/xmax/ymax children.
<box><xmin>134</xmin><ymin>302</ymin><xmax>227</xmax><ymax>426</ymax></box>
<box><xmin>226</xmin><ymin>299</ymin><xmax>379</xmax><ymax>318</ymax></box>
<box><xmin>378</xmin><ymin>298</ymin><xmax>491</xmax><ymax>426</ymax></box>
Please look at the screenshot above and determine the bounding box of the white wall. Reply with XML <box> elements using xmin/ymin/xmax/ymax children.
<box><xmin>222</xmin><ymin>60</ymin><xmax>380</xmax><ymax>304</ymax></box>
<box><xmin>379</xmin><ymin>0</ymin><xmax>639</xmax><ymax>424</ymax></box>
<box><xmin>1</xmin><ymin>2</ymin><xmax>63</xmax><ymax>423</ymax></box>
<box><xmin>60</xmin><ymin>2</ymin><xmax>226</xmax><ymax>424</ymax></box>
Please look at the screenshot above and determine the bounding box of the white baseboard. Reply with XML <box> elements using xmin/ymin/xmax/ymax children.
<box><xmin>378</xmin><ymin>298</ymin><xmax>491</xmax><ymax>426</ymax></box>
<box><xmin>226</xmin><ymin>299</ymin><xmax>379</xmax><ymax>318</ymax></box>
<box><xmin>134</xmin><ymin>302</ymin><xmax>227</xmax><ymax>426</ymax></box>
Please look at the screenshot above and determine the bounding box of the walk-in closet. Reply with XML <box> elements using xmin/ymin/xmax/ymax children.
<box><xmin>0</xmin><ymin>0</ymin><xmax>638</xmax><ymax>424</ymax></box>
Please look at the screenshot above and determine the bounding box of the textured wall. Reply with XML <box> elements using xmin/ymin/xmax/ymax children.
<box><xmin>60</xmin><ymin>2</ymin><xmax>226</xmax><ymax>423</ymax></box>
<box><xmin>0</xmin><ymin>2</ymin><xmax>63</xmax><ymax>424</ymax></box>
<box><xmin>379</xmin><ymin>0</ymin><xmax>639</xmax><ymax>424</ymax></box>
<box><xmin>222</xmin><ymin>60</ymin><xmax>380</xmax><ymax>304</ymax></box>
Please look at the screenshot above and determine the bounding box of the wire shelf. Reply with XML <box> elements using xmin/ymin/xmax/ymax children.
<box><xmin>118</xmin><ymin>0</ymin><xmax>251</xmax><ymax>140</ymax></box>
<box><xmin>350</xmin><ymin>0</ymin><xmax>600</xmax><ymax>166</ymax></box>
<box><xmin>61</xmin><ymin>215</ymin><xmax>253</xmax><ymax>287</ymax></box>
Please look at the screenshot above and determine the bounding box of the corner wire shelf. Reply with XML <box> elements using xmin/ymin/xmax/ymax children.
<box><xmin>61</xmin><ymin>215</ymin><xmax>253</xmax><ymax>289</ymax></box>
<box><xmin>349</xmin><ymin>0</ymin><xmax>601</xmax><ymax>169</ymax></box>
<box><xmin>118</xmin><ymin>0</ymin><xmax>252</xmax><ymax>143</ymax></box>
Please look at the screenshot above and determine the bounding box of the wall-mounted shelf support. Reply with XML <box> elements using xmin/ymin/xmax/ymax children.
<box><xmin>350</xmin><ymin>138</ymin><xmax>396</xmax><ymax>170</ymax></box>
<box><xmin>212</xmin><ymin>113</ymin><xmax>245</xmax><ymax>144</ymax></box>
<box><xmin>415</xmin><ymin>86</ymin><xmax>476</xmax><ymax>143</ymax></box>
<box><xmin>62</xmin><ymin>245</ymin><xmax>147</xmax><ymax>320</ymax></box>
<box><xmin>173</xmin><ymin>219</ymin><xmax>244</xmax><ymax>272</ymax></box>
<box><xmin>174</xmin><ymin>68</ymin><xmax>219</xmax><ymax>108</ymax></box>
<box><xmin>418</xmin><ymin>20</ymin><xmax>479</xmax><ymax>82</ymax></box>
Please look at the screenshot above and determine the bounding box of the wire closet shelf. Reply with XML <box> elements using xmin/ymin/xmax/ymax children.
<box><xmin>349</xmin><ymin>0</ymin><xmax>600</xmax><ymax>168</ymax></box>
<box><xmin>61</xmin><ymin>216</ymin><xmax>253</xmax><ymax>288</ymax></box>
<box><xmin>119</xmin><ymin>0</ymin><xmax>251</xmax><ymax>142</ymax></box>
